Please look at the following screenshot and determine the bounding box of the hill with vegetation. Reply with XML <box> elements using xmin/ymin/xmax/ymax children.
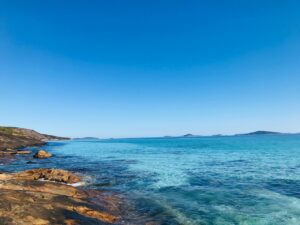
<box><xmin>0</xmin><ymin>127</ymin><xmax>69</xmax><ymax>151</ymax></box>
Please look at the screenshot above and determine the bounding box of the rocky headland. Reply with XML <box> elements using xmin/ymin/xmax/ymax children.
<box><xmin>0</xmin><ymin>126</ymin><xmax>69</xmax><ymax>152</ymax></box>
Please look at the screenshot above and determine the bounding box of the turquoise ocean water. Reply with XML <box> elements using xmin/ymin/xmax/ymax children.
<box><xmin>1</xmin><ymin>135</ymin><xmax>300</xmax><ymax>224</ymax></box>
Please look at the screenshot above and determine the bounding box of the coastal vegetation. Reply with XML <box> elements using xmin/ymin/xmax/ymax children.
<box><xmin>0</xmin><ymin>126</ymin><xmax>68</xmax><ymax>151</ymax></box>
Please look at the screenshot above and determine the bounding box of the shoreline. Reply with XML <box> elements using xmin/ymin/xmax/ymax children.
<box><xmin>0</xmin><ymin>167</ymin><xmax>122</xmax><ymax>224</ymax></box>
<box><xmin>0</xmin><ymin>127</ymin><xmax>125</xmax><ymax>224</ymax></box>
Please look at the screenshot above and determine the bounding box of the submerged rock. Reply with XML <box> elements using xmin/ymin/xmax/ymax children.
<box><xmin>34</xmin><ymin>150</ymin><xmax>52</xmax><ymax>159</ymax></box>
<box><xmin>0</xmin><ymin>149</ymin><xmax>31</xmax><ymax>156</ymax></box>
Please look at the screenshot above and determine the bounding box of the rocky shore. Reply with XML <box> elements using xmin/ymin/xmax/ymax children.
<box><xmin>0</xmin><ymin>169</ymin><xmax>121</xmax><ymax>224</ymax></box>
<box><xmin>0</xmin><ymin>127</ymin><xmax>123</xmax><ymax>225</ymax></box>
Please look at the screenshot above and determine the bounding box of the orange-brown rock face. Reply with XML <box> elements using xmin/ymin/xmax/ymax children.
<box><xmin>14</xmin><ymin>168</ymin><xmax>81</xmax><ymax>184</ymax></box>
<box><xmin>0</xmin><ymin>169</ymin><xmax>121</xmax><ymax>225</ymax></box>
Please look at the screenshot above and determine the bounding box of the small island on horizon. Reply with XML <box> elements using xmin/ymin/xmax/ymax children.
<box><xmin>2</xmin><ymin>126</ymin><xmax>298</xmax><ymax>144</ymax></box>
<box><xmin>160</xmin><ymin>130</ymin><xmax>299</xmax><ymax>139</ymax></box>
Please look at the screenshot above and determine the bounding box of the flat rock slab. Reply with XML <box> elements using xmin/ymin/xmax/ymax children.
<box><xmin>0</xmin><ymin>169</ymin><xmax>121</xmax><ymax>225</ymax></box>
<box><xmin>14</xmin><ymin>168</ymin><xmax>81</xmax><ymax>184</ymax></box>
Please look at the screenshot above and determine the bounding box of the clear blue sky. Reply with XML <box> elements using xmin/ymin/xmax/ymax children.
<box><xmin>1</xmin><ymin>0</ymin><xmax>300</xmax><ymax>138</ymax></box>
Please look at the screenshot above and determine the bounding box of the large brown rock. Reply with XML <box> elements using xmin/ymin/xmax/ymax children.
<box><xmin>0</xmin><ymin>169</ymin><xmax>121</xmax><ymax>224</ymax></box>
<box><xmin>34</xmin><ymin>150</ymin><xmax>52</xmax><ymax>159</ymax></box>
<box><xmin>0</xmin><ymin>183</ymin><xmax>120</xmax><ymax>224</ymax></box>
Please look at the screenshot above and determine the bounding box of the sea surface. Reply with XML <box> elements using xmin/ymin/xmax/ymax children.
<box><xmin>1</xmin><ymin>135</ymin><xmax>300</xmax><ymax>225</ymax></box>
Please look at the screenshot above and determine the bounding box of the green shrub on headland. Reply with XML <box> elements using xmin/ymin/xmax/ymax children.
<box><xmin>0</xmin><ymin>127</ymin><xmax>15</xmax><ymax>135</ymax></box>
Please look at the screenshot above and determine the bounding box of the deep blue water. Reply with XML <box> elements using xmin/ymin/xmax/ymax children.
<box><xmin>1</xmin><ymin>135</ymin><xmax>300</xmax><ymax>225</ymax></box>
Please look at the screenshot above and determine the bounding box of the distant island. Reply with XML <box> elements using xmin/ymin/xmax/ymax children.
<box><xmin>237</xmin><ymin>130</ymin><xmax>281</xmax><ymax>136</ymax></box>
<box><xmin>181</xmin><ymin>134</ymin><xmax>202</xmax><ymax>138</ymax></box>
<box><xmin>160</xmin><ymin>131</ymin><xmax>298</xmax><ymax>139</ymax></box>
<box><xmin>73</xmin><ymin>137</ymin><xmax>101</xmax><ymax>140</ymax></box>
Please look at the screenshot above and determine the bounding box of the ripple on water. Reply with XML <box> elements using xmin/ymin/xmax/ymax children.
<box><xmin>1</xmin><ymin>136</ymin><xmax>300</xmax><ymax>224</ymax></box>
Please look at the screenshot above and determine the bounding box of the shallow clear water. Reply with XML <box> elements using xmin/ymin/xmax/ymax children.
<box><xmin>1</xmin><ymin>135</ymin><xmax>300</xmax><ymax>225</ymax></box>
